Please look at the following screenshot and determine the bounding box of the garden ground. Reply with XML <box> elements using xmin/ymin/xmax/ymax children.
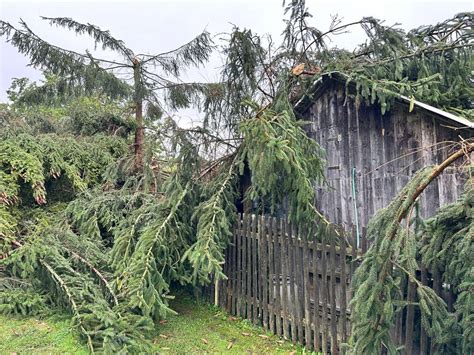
<box><xmin>0</xmin><ymin>290</ymin><xmax>305</xmax><ymax>353</ymax></box>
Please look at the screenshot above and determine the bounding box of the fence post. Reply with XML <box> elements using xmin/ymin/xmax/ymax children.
<box><xmin>287</xmin><ymin>218</ymin><xmax>297</xmax><ymax>343</ymax></box>
<box><xmin>231</xmin><ymin>214</ymin><xmax>240</xmax><ymax>315</ymax></box>
<box><xmin>329</xmin><ymin>230</ymin><xmax>338</xmax><ymax>353</ymax></box>
<box><xmin>261</xmin><ymin>215</ymin><xmax>269</xmax><ymax>329</ymax></box>
<box><xmin>236</xmin><ymin>213</ymin><xmax>243</xmax><ymax>317</ymax></box>
<box><xmin>273</xmin><ymin>217</ymin><xmax>282</xmax><ymax>337</ymax></box>
<box><xmin>312</xmin><ymin>227</ymin><xmax>321</xmax><ymax>352</ymax></box>
<box><xmin>251</xmin><ymin>214</ymin><xmax>259</xmax><ymax>324</ymax></box>
<box><xmin>268</xmin><ymin>217</ymin><xmax>276</xmax><ymax>333</ymax></box>
<box><xmin>292</xmin><ymin>222</ymin><xmax>302</xmax><ymax>343</ymax></box>
<box><xmin>320</xmin><ymin>227</ymin><xmax>328</xmax><ymax>354</ymax></box>
<box><xmin>339</xmin><ymin>232</ymin><xmax>348</xmax><ymax>343</ymax></box>
<box><xmin>302</xmin><ymin>227</ymin><xmax>312</xmax><ymax>349</ymax></box>
<box><xmin>280</xmin><ymin>217</ymin><xmax>290</xmax><ymax>340</ymax></box>
<box><xmin>242</xmin><ymin>213</ymin><xmax>248</xmax><ymax>318</ymax></box>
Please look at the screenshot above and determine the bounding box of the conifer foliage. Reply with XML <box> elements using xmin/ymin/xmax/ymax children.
<box><xmin>1</xmin><ymin>1</ymin><xmax>473</xmax><ymax>353</ymax></box>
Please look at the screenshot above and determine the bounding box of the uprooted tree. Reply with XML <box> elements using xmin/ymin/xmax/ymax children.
<box><xmin>0</xmin><ymin>1</ymin><xmax>473</xmax><ymax>352</ymax></box>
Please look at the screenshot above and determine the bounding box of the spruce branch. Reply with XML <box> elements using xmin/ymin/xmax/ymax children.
<box><xmin>41</xmin><ymin>260</ymin><xmax>94</xmax><ymax>352</ymax></box>
<box><xmin>41</xmin><ymin>16</ymin><xmax>135</xmax><ymax>61</ymax></box>
<box><xmin>66</xmin><ymin>248</ymin><xmax>118</xmax><ymax>306</ymax></box>
<box><xmin>141</xmin><ymin>30</ymin><xmax>213</xmax><ymax>68</ymax></box>
<box><xmin>183</xmin><ymin>157</ymin><xmax>238</xmax><ymax>284</ymax></box>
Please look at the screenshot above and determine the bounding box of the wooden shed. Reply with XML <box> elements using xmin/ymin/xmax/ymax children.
<box><xmin>294</xmin><ymin>72</ymin><xmax>474</xmax><ymax>237</ymax></box>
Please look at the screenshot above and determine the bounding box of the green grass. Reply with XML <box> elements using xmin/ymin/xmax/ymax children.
<box><xmin>0</xmin><ymin>313</ymin><xmax>87</xmax><ymax>353</ymax></box>
<box><xmin>0</xmin><ymin>291</ymin><xmax>305</xmax><ymax>354</ymax></box>
<box><xmin>152</xmin><ymin>292</ymin><xmax>304</xmax><ymax>353</ymax></box>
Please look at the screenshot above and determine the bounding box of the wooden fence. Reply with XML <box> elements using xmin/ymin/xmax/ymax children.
<box><xmin>204</xmin><ymin>213</ymin><xmax>453</xmax><ymax>354</ymax></box>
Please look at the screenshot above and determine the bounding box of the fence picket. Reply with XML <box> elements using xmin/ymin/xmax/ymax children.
<box><xmin>312</xmin><ymin>226</ymin><xmax>321</xmax><ymax>352</ymax></box>
<box><xmin>280</xmin><ymin>217</ymin><xmax>289</xmax><ymax>340</ymax></box>
<box><xmin>261</xmin><ymin>215</ymin><xmax>269</xmax><ymax>330</ymax></box>
<box><xmin>420</xmin><ymin>262</ymin><xmax>428</xmax><ymax>354</ymax></box>
<box><xmin>251</xmin><ymin>214</ymin><xmax>258</xmax><ymax>324</ymax></box>
<box><xmin>320</xmin><ymin>227</ymin><xmax>328</xmax><ymax>354</ymax></box>
<box><xmin>339</xmin><ymin>232</ymin><xmax>348</xmax><ymax>343</ymax></box>
<box><xmin>405</xmin><ymin>280</ymin><xmax>416</xmax><ymax>354</ymax></box>
<box><xmin>273</xmin><ymin>217</ymin><xmax>282</xmax><ymax>337</ymax></box>
<box><xmin>268</xmin><ymin>218</ymin><xmax>275</xmax><ymax>333</ymax></box>
<box><xmin>302</xmin><ymin>228</ymin><xmax>312</xmax><ymax>349</ymax></box>
<box><xmin>329</xmin><ymin>229</ymin><xmax>338</xmax><ymax>353</ymax></box>
<box><xmin>224</xmin><ymin>242</ymin><xmax>231</xmax><ymax>311</ymax></box>
<box><xmin>287</xmin><ymin>218</ymin><xmax>297</xmax><ymax>343</ymax></box>
<box><xmin>243</xmin><ymin>213</ymin><xmax>250</xmax><ymax>318</ymax></box>
<box><xmin>396</xmin><ymin>278</ymin><xmax>405</xmax><ymax>345</ymax></box>
<box><xmin>293</xmin><ymin>222</ymin><xmax>304</xmax><ymax>343</ymax></box>
<box><xmin>231</xmin><ymin>215</ymin><xmax>240</xmax><ymax>315</ymax></box>
<box><xmin>236</xmin><ymin>214</ymin><xmax>243</xmax><ymax>317</ymax></box>
<box><xmin>431</xmin><ymin>267</ymin><xmax>442</xmax><ymax>354</ymax></box>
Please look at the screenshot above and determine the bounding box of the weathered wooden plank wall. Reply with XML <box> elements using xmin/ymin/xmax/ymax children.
<box><xmin>302</xmin><ymin>80</ymin><xmax>470</xmax><ymax>235</ymax></box>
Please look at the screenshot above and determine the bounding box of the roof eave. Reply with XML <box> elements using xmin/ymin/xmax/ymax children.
<box><xmin>294</xmin><ymin>72</ymin><xmax>474</xmax><ymax>130</ymax></box>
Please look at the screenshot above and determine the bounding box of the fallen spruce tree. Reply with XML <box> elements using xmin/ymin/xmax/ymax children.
<box><xmin>1</xmin><ymin>1</ymin><xmax>472</xmax><ymax>352</ymax></box>
<box><xmin>0</xmin><ymin>90</ymin><xmax>327</xmax><ymax>352</ymax></box>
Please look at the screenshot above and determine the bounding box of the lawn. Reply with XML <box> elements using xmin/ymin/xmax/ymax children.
<box><xmin>0</xmin><ymin>314</ymin><xmax>88</xmax><ymax>354</ymax></box>
<box><xmin>0</xmin><ymin>291</ymin><xmax>304</xmax><ymax>353</ymax></box>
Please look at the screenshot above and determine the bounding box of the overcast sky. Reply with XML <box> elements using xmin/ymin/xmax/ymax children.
<box><xmin>1</xmin><ymin>0</ymin><xmax>472</xmax><ymax>109</ymax></box>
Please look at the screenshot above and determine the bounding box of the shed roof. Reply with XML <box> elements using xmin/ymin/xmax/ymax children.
<box><xmin>294</xmin><ymin>71</ymin><xmax>474</xmax><ymax>130</ymax></box>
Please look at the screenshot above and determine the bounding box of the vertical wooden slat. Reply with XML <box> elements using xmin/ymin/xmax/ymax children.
<box><xmin>287</xmin><ymin>218</ymin><xmax>297</xmax><ymax>343</ymax></box>
<box><xmin>251</xmin><ymin>214</ymin><xmax>258</xmax><ymax>324</ymax></box>
<box><xmin>247</xmin><ymin>214</ymin><xmax>255</xmax><ymax>320</ymax></box>
<box><xmin>361</xmin><ymin>226</ymin><xmax>368</xmax><ymax>254</ymax></box>
<box><xmin>241</xmin><ymin>213</ymin><xmax>250</xmax><ymax>318</ymax></box>
<box><xmin>312</xmin><ymin>227</ymin><xmax>321</xmax><ymax>352</ymax></box>
<box><xmin>350</xmin><ymin>224</ymin><xmax>357</xmax><ymax>345</ymax></box>
<box><xmin>273</xmin><ymin>217</ymin><xmax>282</xmax><ymax>337</ymax></box>
<box><xmin>294</xmin><ymin>223</ymin><xmax>304</xmax><ymax>343</ymax></box>
<box><xmin>220</xmin><ymin>261</ymin><xmax>225</xmax><ymax>307</ymax></box>
<box><xmin>224</xmin><ymin>242</ymin><xmax>231</xmax><ymax>311</ymax></box>
<box><xmin>340</xmin><ymin>234</ymin><xmax>348</xmax><ymax>343</ymax></box>
<box><xmin>405</xmin><ymin>280</ymin><xmax>416</xmax><ymax>354</ymax></box>
<box><xmin>209</xmin><ymin>275</ymin><xmax>215</xmax><ymax>304</ymax></box>
<box><xmin>420</xmin><ymin>263</ymin><xmax>428</xmax><ymax>354</ymax></box>
<box><xmin>431</xmin><ymin>266</ymin><xmax>442</xmax><ymax>354</ymax></box>
<box><xmin>257</xmin><ymin>214</ymin><xmax>264</xmax><ymax>325</ymax></box>
<box><xmin>268</xmin><ymin>217</ymin><xmax>275</xmax><ymax>333</ymax></box>
<box><xmin>236</xmin><ymin>213</ymin><xmax>243</xmax><ymax>317</ymax></box>
<box><xmin>280</xmin><ymin>217</ymin><xmax>289</xmax><ymax>340</ymax></box>
<box><xmin>261</xmin><ymin>215</ymin><xmax>269</xmax><ymax>330</ymax></box>
<box><xmin>232</xmin><ymin>215</ymin><xmax>240</xmax><ymax>315</ymax></box>
<box><xmin>350</xmin><ymin>225</ymin><xmax>357</xmax><ymax>277</ymax></box>
<box><xmin>302</xmin><ymin>228</ymin><xmax>312</xmax><ymax>349</ymax></box>
<box><xmin>448</xmin><ymin>285</ymin><xmax>455</xmax><ymax>312</ymax></box>
<box><xmin>396</xmin><ymin>277</ymin><xmax>405</xmax><ymax>346</ymax></box>
<box><xmin>329</xmin><ymin>230</ymin><xmax>338</xmax><ymax>353</ymax></box>
<box><xmin>320</xmin><ymin>227</ymin><xmax>328</xmax><ymax>354</ymax></box>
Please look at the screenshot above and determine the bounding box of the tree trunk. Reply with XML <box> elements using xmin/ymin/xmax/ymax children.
<box><xmin>133</xmin><ymin>58</ymin><xmax>144</xmax><ymax>171</ymax></box>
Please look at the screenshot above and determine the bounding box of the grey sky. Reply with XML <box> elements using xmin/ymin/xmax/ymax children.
<box><xmin>1</xmin><ymin>0</ymin><xmax>472</xmax><ymax>109</ymax></box>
